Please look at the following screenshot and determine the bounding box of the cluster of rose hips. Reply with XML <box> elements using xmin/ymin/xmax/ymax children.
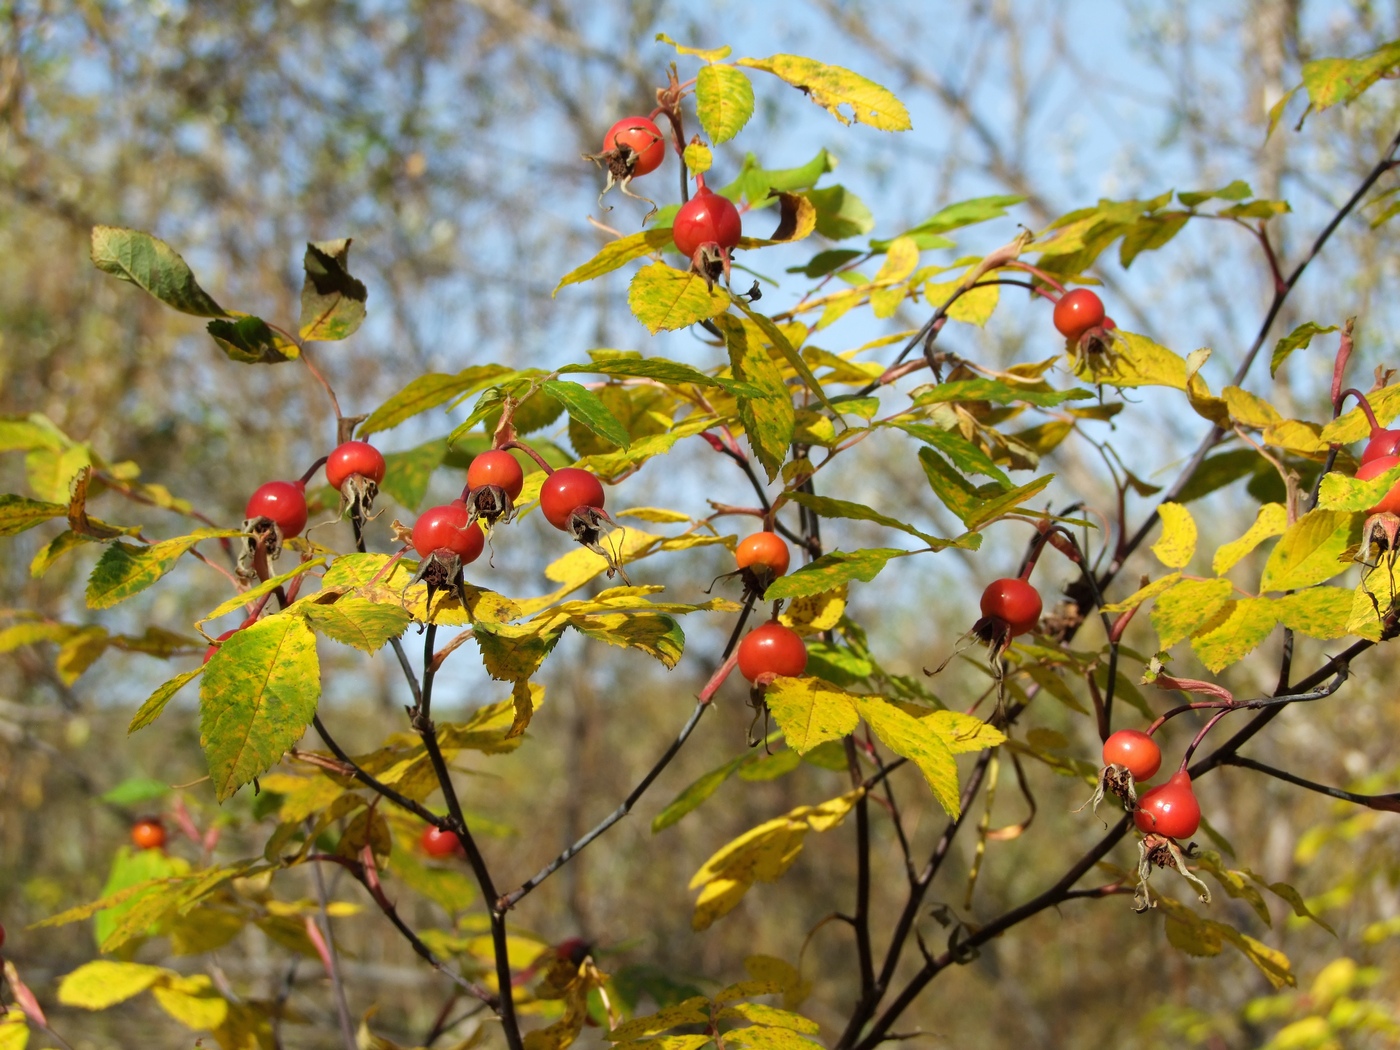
<box><xmin>593</xmin><ymin>114</ymin><xmax>743</xmax><ymax>284</ymax></box>
<box><xmin>1100</xmin><ymin>729</ymin><xmax>1201</xmax><ymax>841</ymax></box>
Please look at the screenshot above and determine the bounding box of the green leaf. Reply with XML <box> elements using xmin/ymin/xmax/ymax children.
<box><xmin>299</xmin><ymin>239</ymin><xmax>367</xmax><ymax>341</ymax></box>
<box><xmin>886</xmin><ymin>424</ymin><xmax>1008</xmax><ymax>484</ymax></box>
<box><xmin>0</xmin><ymin>493</ymin><xmax>67</xmax><ymax>536</ymax></box>
<box><xmin>786</xmin><ymin>491</ymin><xmax>975</xmax><ymax>551</ymax></box>
<box><xmin>1260</xmin><ymin>510</ymin><xmax>1357</xmax><ymax>592</ymax></box>
<box><xmin>653</xmin><ymin>752</ymin><xmax>752</xmax><ymax>833</ymax></box>
<box><xmin>765</xmin><ymin>549</ymin><xmax>909</xmax><ymax>600</ymax></box>
<box><xmin>964</xmin><ymin>473</ymin><xmax>1055</xmax><ymax>530</ymax></box>
<box><xmin>1270</xmin><ymin>322</ymin><xmax>1339</xmax><ymax>377</ymax></box>
<box><xmin>128</xmin><ymin>667</ymin><xmax>203</xmax><ymax>734</ymax></box>
<box><xmin>85</xmin><ymin>529</ymin><xmax>236</xmax><ymax>610</ymax></box>
<box><xmin>628</xmin><ymin>262</ymin><xmax>732</xmax><ymax>333</ymax></box>
<box><xmin>90</xmin><ymin>226</ymin><xmax>227</xmax><ymax>317</ymax></box>
<box><xmin>912</xmin><ymin>378</ymin><xmax>1092</xmax><ymax>409</ymax></box>
<box><xmin>206</xmin><ymin>315</ymin><xmax>298</xmax><ymax>364</ymax></box>
<box><xmin>361</xmin><ymin>365</ymin><xmax>512</xmax><ymax>436</ymax></box>
<box><xmin>297</xmin><ymin>598</ymin><xmax>411</xmax><ymax>652</ymax></box>
<box><xmin>1151</xmin><ymin>577</ymin><xmax>1234</xmax><ymax>650</ymax></box>
<box><xmin>764</xmin><ymin>678</ymin><xmax>859</xmax><ymax>754</ymax></box>
<box><xmin>890</xmin><ymin>195</ymin><xmax>1024</xmax><ymax>242</ymax></box>
<box><xmin>379</xmin><ymin>438</ymin><xmax>448</xmax><ymax>512</ymax></box>
<box><xmin>917</xmin><ymin>447</ymin><xmax>981</xmax><ymax>525</ymax></box>
<box><xmin>856</xmin><ymin>697</ymin><xmax>960</xmax><ymax>817</ymax></box>
<box><xmin>99</xmin><ymin>777</ymin><xmax>172</xmax><ymax>806</ymax></box>
<box><xmin>721</xmin><ymin>150</ymin><xmax>836</xmax><ymax>205</ymax></box>
<box><xmin>804</xmin><ymin>185</ymin><xmax>875</xmax><ymax>240</ymax></box>
<box><xmin>736</xmin><ymin>54</ymin><xmax>911</xmax><ymax>131</ymax></box>
<box><xmin>554</xmin><ymin>229</ymin><xmax>674</xmax><ymax>294</ymax></box>
<box><xmin>696</xmin><ymin>64</ymin><xmax>755</xmax><ymax>143</ymax></box>
<box><xmin>543</xmin><ymin>380</ymin><xmax>631</xmax><ymax>449</ymax></box>
<box><xmin>558</xmin><ymin>357</ymin><xmax>720</xmax><ymax>388</ymax></box>
<box><xmin>199</xmin><ymin>615</ymin><xmax>321</xmax><ymax>801</ymax></box>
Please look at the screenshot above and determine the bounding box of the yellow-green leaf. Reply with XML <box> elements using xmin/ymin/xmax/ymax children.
<box><xmin>86</xmin><ymin>529</ymin><xmax>238</xmax><ymax>610</ymax></box>
<box><xmin>0</xmin><ymin>493</ymin><xmax>67</xmax><ymax>536</ymax></box>
<box><xmin>923</xmin><ymin>710</ymin><xmax>1006</xmax><ymax>754</ymax></box>
<box><xmin>1317</xmin><ymin>461</ymin><xmax>1400</xmax><ymax>511</ymax></box>
<box><xmin>128</xmin><ymin>667</ymin><xmax>203</xmax><ymax>734</ymax></box>
<box><xmin>765</xmin><ymin>548</ymin><xmax>908</xmax><ymax>601</ymax></box>
<box><xmin>683</xmin><ymin>142</ymin><xmax>713</xmax><ymax>174</ymax></box>
<box><xmin>1190</xmin><ymin>598</ymin><xmax>1277</xmax><ymax>673</ymax></box>
<box><xmin>299</xmin><ymin>239</ymin><xmax>365</xmax><ymax>342</ymax></box>
<box><xmin>554</xmin><ymin>229</ymin><xmax>674</xmax><ymax>295</ymax></box>
<box><xmin>696</xmin><ymin>65</ymin><xmax>755</xmax><ymax>143</ymax></box>
<box><xmin>0</xmin><ymin>1007</ymin><xmax>28</xmax><ymax>1050</ymax></box>
<box><xmin>654</xmin><ymin>33</ymin><xmax>732</xmax><ymax>62</ymax></box>
<box><xmin>688</xmin><ymin>792</ymin><xmax>860</xmax><ymax>931</ymax></box>
<box><xmin>737</xmin><ymin>55</ymin><xmax>911</xmax><ymax>131</ymax></box>
<box><xmin>199</xmin><ymin>614</ymin><xmax>321</xmax><ymax>801</ymax></box>
<box><xmin>607</xmin><ymin>996</ymin><xmax>712</xmax><ymax>1042</ymax></box>
<box><xmin>856</xmin><ymin>697</ymin><xmax>960</xmax><ymax>816</ymax></box>
<box><xmin>1213</xmin><ymin>503</ymin><xmax>1288</xmax><ymax>574</ymax></box>
<box><xmin>1273</xmin><ymin>588</ymin><xmax>1355</xmax><ymax>640</ymax></box>
<box><xmin>764</xmin><ymin>677</ymin><xmax>858</xmax><ymax>753</ymax></box>
<box><xmin>1259</xmin><ymin>510</ymin><xmax>1357</xmax><ymax>592</ymax></box>
<box><xmin>1152</xmin><ymin>502</ymin><xmax>1197</xmax><ymax>569</ymax></box>
<box><xmin>1150</xmin><ymin>577</ymin><xmax>1234</xmax><ymax>650</ymax></box>
<box><xmin>297</xmin><ymin>597</ymin><xmax>411</xmax><ymax>652</ymax></box>
<box><xmin>198</xmin><ymin>558</ymin><xmax>327</xmax><ymax>626</ymax></box>
<box><xmin>628</xmin><ymin>262</ymin><xmax>731</xmax><ymax>334</ymax></box>
<box><xmin>1075</xmin><ymin>331</ymin><xmax>1188</xmax><ymax>389</ymax></box>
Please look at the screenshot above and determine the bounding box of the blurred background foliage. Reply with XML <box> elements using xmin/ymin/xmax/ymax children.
<box><xmin>3</xmin><ymin>0</ymin><xmax>1400</xmax><ymax>1047</ymax></box>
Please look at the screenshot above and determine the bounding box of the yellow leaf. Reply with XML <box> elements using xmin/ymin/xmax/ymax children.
<box><xmin>151</xmin><ymin>976</ymin><xmax>229</xmax><ymax>1030</ymax></box>
<box><xmin>0</xmin><ymin>1008</ymin><xmax>27</xmax><ymax>1050</ymax></box>
<box><xmin>1346</xmin><ymin>566</ymin><xmax>1392</xmax><ymax>640</ymax></box>
<box><xmin>857</xmin><ymin>697</ymin><xmax>960</xmax><ymax>816</ymax></box>
<box><xmin>1152</xmin><ymin>503</ymin><xmax>1197</xmax><ymax>568</ymax></box>
<box><xmin>1075</xmin><ymin>331</ymin><xmax>1188</xmax><ymax>389</ymax></box>
<box><xmin>689</xmin><ymin>792</ymin><xmax>860</xmax><ymax>930</ymax></box>
<box><xmin>57</xmin><ymin>960</ymin><xmax>171</xmax><ymax>1010</ymax></box>
<box><xmin>921</xmin><ymin>710</ymin><xmax>1006</xmax><ymax>754</ymax></box>
<box><xmin>925</xmin><ymin>275</ymin><xmax>1000</xmax><ymax>327</ymax></box>
<box><xmin>682</xmin><ymin>142</ymin><xmax>713</xmax><ymax>175</ymax></box>
<box><xmin>606</xmin><ymin>996</ymin><xmax>712</xmax><ymax>1042</ymax></box>
<box><xmin>737</xmin><ymin>54</ymin><xmax>910</xmax><ymax>131</ymax></box>
<box><xmin>654</xmin><ymin>33</ymin><xmax>732</xmax><ymax>62</ymax></box>
<box><xmin>779</xmin><ymin>586</ymin><xmax>846</xmax><ymax>633</ymax></box>
<box><xmin>1213</xmin><ymin>503</ymin><xmax>1288</xmax><ymax>574</ymax></box>
<box><xmin>1100</xmin><ymin>573</ymin><xmax>1183</xmax><ymax>614</ymax></box>
<box><xmin>874</xmin><ymin>237</ymin><xmax>920</xmax><ymax>284</ymax></box>
<box><xmin>717</xmin><ymin>1004</ymin><xmax>819</xmax><ymax>1035</ymax></box>
<box><xmin>1222</xmin><ymin>385</ymin><xmax>1283</xmax><ymax>428</ymax></box>
<box><xmin>725</xmin><ymin>1026</ymin><xmax>823</xmax><ymax>1050</ymax></box>
<box><xmin>1263</xmin><ymin>419</ymin><xmax>1326</xmax><ymax>455</ymax></box>
<box><xmin>763</xmin><ymin>677</ymin><xmax>859</xmax><ymax>753</ymax></box>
